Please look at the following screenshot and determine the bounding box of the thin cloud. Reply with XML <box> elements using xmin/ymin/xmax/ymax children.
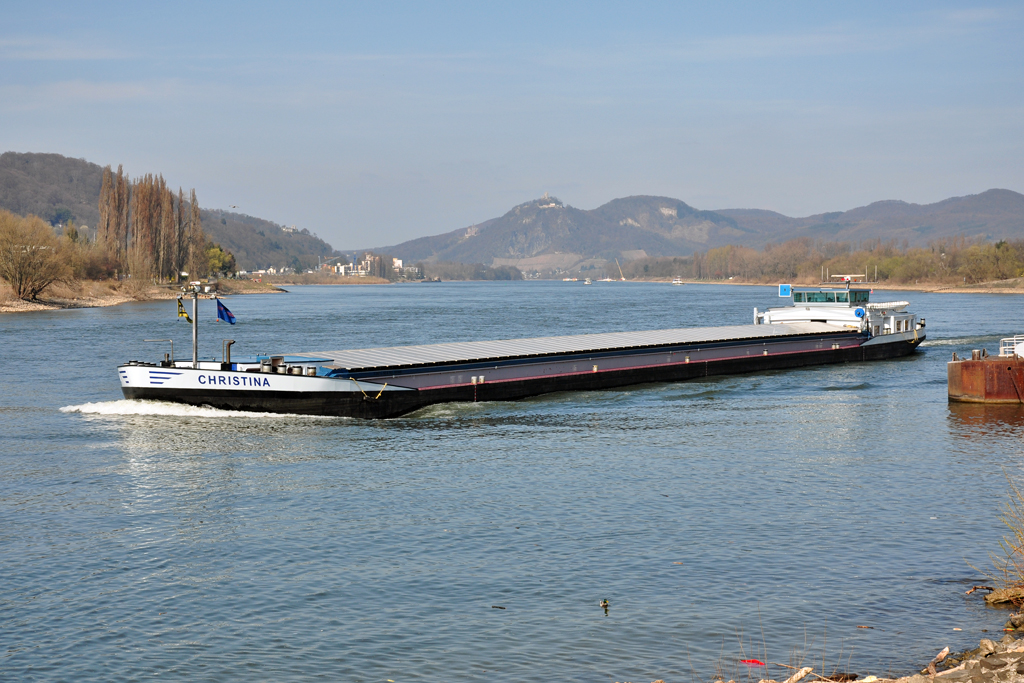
<box><xmin>0</xmin><ymin>79</ymin><xmax>199</xmax><ymax>111</ymax></box>
<box><xmin>0</xmin><ymin>36</ymin><xmax>130</xmax><ymax>61</ymax></box>
<box><xmin>531</xmin><ymin>9</ymin><xmax>1012</xmax><ymax>70</ymax></box>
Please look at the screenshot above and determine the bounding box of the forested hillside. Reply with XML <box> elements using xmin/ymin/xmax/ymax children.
<box><xmin>201</xmin><ymin>207</ymin><xmax>338</xmax><ymax>271</ymax></box>
<box><xmin>0</xmin><ymin>152</ymin><xmax>338</xmax><ymax>270</ymax></box>
<box><xmin>0</xmin><ymin>153</ymin><xmax>103</xmax><ymax>231</ymax></box>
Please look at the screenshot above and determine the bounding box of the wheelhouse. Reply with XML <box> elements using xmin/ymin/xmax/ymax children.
<box><xmin>791</xmin><ymin>288</ymin><xmax>870</xmax><ymax>305</ymax></box>
<box><xmin>756</xmin><ymin>283</ymin><xmax>922</xmax><ymax>338</ymax></box>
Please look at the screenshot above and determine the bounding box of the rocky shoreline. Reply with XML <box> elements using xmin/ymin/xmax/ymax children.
<box><xmin>695</xmin><ymin>630</ymin><xmax>1024</xmax><ymax>683</ymax></box>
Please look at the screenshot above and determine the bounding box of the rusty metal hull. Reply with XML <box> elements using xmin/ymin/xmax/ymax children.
<box><xmin>948</xmin><ymin>357</ymin><xmax>1024</xmax><ymax>403</ymax></box>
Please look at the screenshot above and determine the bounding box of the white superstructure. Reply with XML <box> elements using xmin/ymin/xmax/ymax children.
<box><xmin>753</xmin><ymin>283</ymin><xmax>924</xmax><ymax>343</ymax></box>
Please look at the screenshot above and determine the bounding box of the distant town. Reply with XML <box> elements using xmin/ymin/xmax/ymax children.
<box><xmin>240</xmin><ymin>254</ymin><xmax>420</xmax><ymax>280</ymax></box>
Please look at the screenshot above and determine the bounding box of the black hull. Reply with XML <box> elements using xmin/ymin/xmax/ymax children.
<box><xmin>121</xmin><ymin>337</ymin><xmax>923</xmax><ymax>419</ymax></box>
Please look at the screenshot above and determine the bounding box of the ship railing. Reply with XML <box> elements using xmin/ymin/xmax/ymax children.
<box><xmin>999</xmin><ymin>336</ymin><xmax>1024</xmax><ymax>357</ymax></box>
<box><xmin>865</xmin><ymin>301</ymin><xmax>909</xmax><ymax>312</ymax></box>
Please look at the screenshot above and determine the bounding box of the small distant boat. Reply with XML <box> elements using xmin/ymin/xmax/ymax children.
<box><xmin>584</xmin><ymin>278</ymin><xmax>592</xmax><ymax>285</ymax></box>
<box><xmin>672</xmin><ymin>277</ymin><xmax>684</xmax><ymax>285</ymax></box>
<box><xmin>562</xmin><ymin>277</ymin><xmax>578</xmax><ymax>282</ymax></box>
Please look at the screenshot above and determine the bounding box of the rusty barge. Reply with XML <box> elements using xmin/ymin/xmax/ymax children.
<box><xmin>948</xmin><ymin>337</ymin><xmax>1024</xmax><ymax>403</ymax></box>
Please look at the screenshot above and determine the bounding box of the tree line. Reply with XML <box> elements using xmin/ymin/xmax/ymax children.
<box><xmin>98</xmin><ymin>166</ymin><xmax>206</xmax><ymax>282</ymax></box>
<box><xmin>0</xmin><ymin>165</ymin><xmax>237</xmax><ymax>301</ymax></box>
<box><xmin>619</xmin><ymin>237</ymin><xmax>1024</xmax><ymax>285</ymax></box>
<box><xmin>420</xmin><ymin>262</ymin><xmax>523</xmax><ymax>281</ymax></box>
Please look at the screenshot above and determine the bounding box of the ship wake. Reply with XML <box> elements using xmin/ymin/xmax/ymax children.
<box><xmin>60</xmin><ymin>399</ymin><xmax>330</xmax><ymax>419</ymax></box>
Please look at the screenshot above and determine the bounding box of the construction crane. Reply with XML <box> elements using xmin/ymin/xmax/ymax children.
<box><xmin>318</xmin><ymin>255</ymin><xmax>345</xmax><ymax>272</ymax></box>
<box><xmin>615</xmin><ymin>258</ymin><xmax>626</xmax><ymax>281</ymax></box>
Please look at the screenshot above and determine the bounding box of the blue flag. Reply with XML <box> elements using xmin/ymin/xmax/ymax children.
<box><xmin>217</xmin><ymin>299</ymin><xmax>236</xmax><ymax>324</ymax></box>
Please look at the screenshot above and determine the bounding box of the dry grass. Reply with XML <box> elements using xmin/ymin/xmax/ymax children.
<box><xmin>990</xmin><ymin>476</ymin><xmax>1024</xmax><ymax>591</ymax></box>
<box><xmin>704</xmin><ymin>613</ymin><xmax>860</xmax><ymax>683</ymax></box>
<box><xmin>216</xmin><ymin>279</ymin><xmax>286</xmax><ymax>294</ymax></box>
<box><xmin>117</xmin><ymin>277</ymin><xmax>153</xmax><ymax>300</ymax></box>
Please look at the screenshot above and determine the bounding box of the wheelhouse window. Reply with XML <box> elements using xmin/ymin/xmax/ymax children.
<box><xmin>793</xmin><ymin>292</ymin><xmax>804</xmax><ymax>302</ymax></box>
<box><xmin>806</xmin><ymin>292</ymin><xmax>828</xmax><ymax>302</ymax></box>
<box><xmin>835</xmin><ymin>292</ymin><xmax>849</xmax><ymax>303</ymax></box>
<box><xmin>851</xmin><ymin>291</ymin><xmax>870</xmax><ymax>303</ymax></box>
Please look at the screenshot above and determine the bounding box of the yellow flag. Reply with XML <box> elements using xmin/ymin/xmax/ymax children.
<box><xmin>177</xmin><ymin>298</ymin><xmax>192</xmax><ymax>323</ymax></box>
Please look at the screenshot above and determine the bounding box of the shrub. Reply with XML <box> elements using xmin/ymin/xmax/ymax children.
<box><xmin>0</xmin><ymin>209</ymin><xmax>71</xmax><ymax>299</ymax></box>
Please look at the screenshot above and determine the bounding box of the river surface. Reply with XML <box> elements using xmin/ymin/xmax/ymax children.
<box><xmin>3</xmin><ymin>281</ymin><xmax>1024</xmax><ymax>682</ymax></box>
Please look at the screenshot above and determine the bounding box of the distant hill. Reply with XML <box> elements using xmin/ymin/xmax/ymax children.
<box><xmin>714</xmin><ymin>189</ymin><xmax>1024</xmax><ymax>243</ymax></box>
<box><xmin>0</xmin><ymin>151</ymin><xmax>339</xmax><ymax>271</ymax></box>
<box><xmin>382</xmin><ymin>189</ymin><xmax>1024</xmax><ymax>271</ymax></box>
<box><xmin>7</xmin><ymin>151</ymin><xmax>1021</xmax><ymax>275</ymax></box>
<box><xmin>0</xmin><ymin>152</ymin><xmax>104</xmax><ymax>230</ymax></box>
<box><xmin>380</xmin><ymin>194</ymin><xmax>747</xmax><ymax>271</ymax></box>
<box><xmin>198</xmin><ymin>208</ymin><xmax>339</xmax><ymax>271</ymax></box>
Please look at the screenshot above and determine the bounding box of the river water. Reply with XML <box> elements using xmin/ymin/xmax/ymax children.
<box><xmin>2</xmin><ymin>281</ymin><xmax>1024</xmax><ymax>682</ymax></box>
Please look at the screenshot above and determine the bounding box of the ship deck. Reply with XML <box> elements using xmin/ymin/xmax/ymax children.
<box><xmin>291</xmin><ymin>322</ymin><xmax>853</xmax><ymax>372</ymax></box>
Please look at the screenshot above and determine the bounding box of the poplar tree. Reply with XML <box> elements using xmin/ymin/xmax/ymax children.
<box><xmin>95</xmin><ymin>165</ymin><xmax>212</xmax><ymax>282</ymax></box>
<box><xmin>98</xmin><ymin>166</ymin><xmax>113</xmax><ymax>250</ymax></box>
<box><xmin>114</xmin><ymin>165</ymin><xmax>130</xmax><ymax>271</ymax></box>
<box><xmin>175</xmin><ymin>188</ymin><xmax>186</xmax><ymax>281</ymax></box>
<box><xmin>127</xmin><ymin>174</ymin><xmax>148</xmax><ymax>278</ymax></box>
<box><xmin>160</xmin><ymin>184</ymin><xmax>174</xmax><ymax>282</ymax></box>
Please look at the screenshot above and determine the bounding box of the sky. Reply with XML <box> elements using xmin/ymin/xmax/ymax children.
<box><xmin>2</xmin><ymin>1</ymin><xmax>1022</xmax><ymax>249</ymax></box>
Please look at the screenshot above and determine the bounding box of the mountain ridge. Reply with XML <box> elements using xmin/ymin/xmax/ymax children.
<box><xmin>3</xmin><ymin>151</ymin><xmax>1020</xmax><ymax>275</ymax></box>
<box><xmin>380</xmin><ymin>188</ymin><xmax>1024</xmax><ymax>270</ymax></box>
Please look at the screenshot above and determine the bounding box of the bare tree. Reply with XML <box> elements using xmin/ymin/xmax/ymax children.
<box><xmin>128</xmin><ymin>174</ymin><xmax>150</xmax><ymax>279</ymax></box>
<box><xmin>98</xmin><ymin>166</ymin><xmax>113</xmax><ymax>250</ymax></box>
<box><xmin>175</xmin><ymin>188</ymin><xmax>186</xmax><ymax>281</ymax></box>
<box><xmin>114</xmin><ymin>165</ymin><xmax>130</xmax><ymax>271</ymax></box>
<box><xmin>96</xmin><ymin>164</ymin><xmax>218</xmax><ymax>284</ymax></box>
<box><xmin>159</xmin><ymin>184</ymin><xmax>174</xmax><ymax>282</ymax></box>
<box><xmin>0</xmin><ymin>209</ymin><xmax>71</xmax><ymax>299</ymax></box>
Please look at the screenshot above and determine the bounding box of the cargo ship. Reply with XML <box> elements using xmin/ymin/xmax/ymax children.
<box><xmin>119</xmin><ymin>281</ymin><xmax>925</xmax><ymax>418</ymax></box>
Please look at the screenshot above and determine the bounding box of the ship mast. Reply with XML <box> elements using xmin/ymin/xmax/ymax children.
<box><xmin>188</xmin><ymin>283</ymin><xmax>199</xmax><ymax>368</ymax></box>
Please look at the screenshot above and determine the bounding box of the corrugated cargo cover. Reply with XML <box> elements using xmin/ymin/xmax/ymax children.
<box><xmin>292</xmin><ymin>322</ymin><xmax>852</xmax><ymax>371</ymax></box>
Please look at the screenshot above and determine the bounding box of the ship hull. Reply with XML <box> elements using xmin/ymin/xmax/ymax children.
<box><xmin>121</xmin><ymin>331</ymin><xmax>924</xmax><ymax>419</ymax></box>
<box><xmin>948</xmin><ymin>356</ymin><xmax>1024</xmax><ymax>403</ymax></box>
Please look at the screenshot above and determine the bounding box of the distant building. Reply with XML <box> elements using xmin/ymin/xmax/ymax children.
<box><xmin>282</xmin><ymin>225</ymin><xmax>298</xmax><ymax>233</ymax></box>
<box><xmin>392</xmin><ymin>258</ymin><xmax>403</xmax><ymax>270</ymax></box>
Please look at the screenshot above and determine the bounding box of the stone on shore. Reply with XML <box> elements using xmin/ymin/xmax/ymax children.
<box><xmin>985</xmin><ymin>586</ymin><xmax>1024</xmax><ymax>606</ymax></box>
